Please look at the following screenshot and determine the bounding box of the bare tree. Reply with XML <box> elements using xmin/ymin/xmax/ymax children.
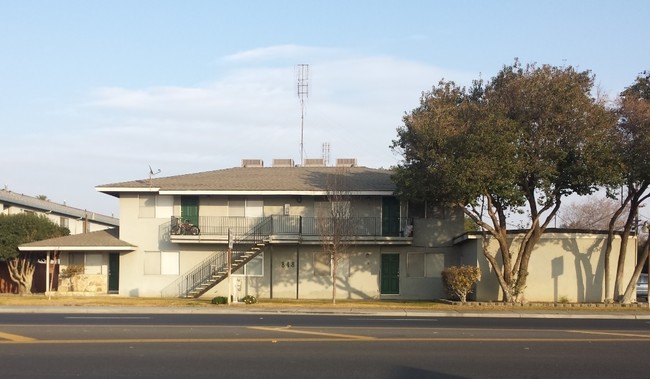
<box><xmin>7</xmin><ymin>253</ymin><xmax>39</xmax><ymax>294</ymax></box>
<box><xmin>557</xmin><ymin>198</ymin><xmax>628</xmax><ymax>230</ymax></box>
<box><xmin>317</xmin><ymin>168</ymin><xmax>354</xmax><ymax>304</ymax></box>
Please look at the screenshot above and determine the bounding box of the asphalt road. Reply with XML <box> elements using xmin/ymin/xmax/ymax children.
<box><xmin>1</xmin><ymin>313</ymin><xmax>649</xmax><ymax>378</ymax></box>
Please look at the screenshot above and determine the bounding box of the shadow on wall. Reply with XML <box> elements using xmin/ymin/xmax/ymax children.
<box><xmin>561</xmin><ymin>237</ymin><xmax>604</xmax><ymax>302</ymax></box>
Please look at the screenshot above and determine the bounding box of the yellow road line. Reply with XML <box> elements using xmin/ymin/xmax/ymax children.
<box><xmin>1</xmin><ymin>337</ymin><xmax>649</xmax><ymax>345</ymax></box>
<box><xmin>0</xmin><ymin>331</ymin><xmax>36</xmax><ymax>342</ymax></box>
<box><xmin>248</xmin><ymin>326</ymin><xmax>376</xmax><ymax>340</ymax></box>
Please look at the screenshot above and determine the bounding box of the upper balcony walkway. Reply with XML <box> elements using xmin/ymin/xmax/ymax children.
<box><xmin>160</xmin><ymin>215</ymin><xmax>413</xmax><ymax>245</ymax></box>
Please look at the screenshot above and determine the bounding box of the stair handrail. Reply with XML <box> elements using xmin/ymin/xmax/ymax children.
<box><xmin>160</xmin><ymin>251</ymin><xmax>227</xmax><ymax>298</ymax></box>
<box><xmin>233</xmin><ymin>216</ymin><xmax>273</xmax><ymax>245</ymax></box>
<box><xmin>160</xmin><ymin>216</ymin><xmax>273</xmax><ymax>298</ymax></box>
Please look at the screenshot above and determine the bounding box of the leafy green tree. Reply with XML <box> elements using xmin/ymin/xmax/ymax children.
<box><xmin>603</xmin><ymin>71</ymin><xmax>650</xmax><ymax>303</ymax></box>
<box><xmin>0</xmin><ymin>213</ymin><xmax>69</xmax><ymax>294</ymax></box>
<box><xmin>392</xmin><ymin>61</ymin><xmax>617</xmax><ymax>302</ymax></box>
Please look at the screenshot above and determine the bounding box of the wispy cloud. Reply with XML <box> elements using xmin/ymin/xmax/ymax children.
<box><xmin>223</xmin><ymin>44</ymin><xmax>338</xmax><ymax>62</ymax></box>
<box><xmin>3</xmin><ymin>45</ymin><xmax>476</xmax><ymax>215</ymax></box>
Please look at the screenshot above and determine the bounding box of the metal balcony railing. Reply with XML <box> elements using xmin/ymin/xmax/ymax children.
<box><xmin>160</xmin><ymin>215</ymin><xmax>409</xmax><ymax>240</ymax></box>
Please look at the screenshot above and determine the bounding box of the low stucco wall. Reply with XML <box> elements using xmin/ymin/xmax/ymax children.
<box><xmin>458</xmin><ymin>232</ymin><xmax>637</xmax><ymax>302</ymax></box>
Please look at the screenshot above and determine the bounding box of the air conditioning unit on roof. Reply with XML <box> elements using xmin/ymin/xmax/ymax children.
<box><xmin>272</xmin><ymin>159</ymin><xmax>294</xmax><ymax>167</ymax></box>
<box><xmin>241</xmin><ymin>159</ymin><xmax>264</xmax><ymax>168</ymax></box>
<box><xmin>336</xmin><ymin>158</ymin><xmax>357</xmax><ymax>167</ymax></box>
<box><xmin>304</xmin><ymin>158</ymin><xmax>325</xmax><ymax>167</ymax></box>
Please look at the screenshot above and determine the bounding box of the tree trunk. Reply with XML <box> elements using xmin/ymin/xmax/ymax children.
<box><xmin>620</xmin><ymin>238</ymin><xmax>649</xmax><ymax>303</ymax></box>
<box><xmin>468</xmin><ymin>203</ymin><xmax>515</xmax><ymax>303</ymax></box>
<box><xmin>331</xmin><ymin>252</ymin><xmax>337</xmax><ymax>305</ymax></box>
<box><xmin>7</xmin><ymin>253</ymin><xmax>37</xmax><ymax>295</ymax></box>
<box><xmin>603</xmin><ymin>194</ymin><xmax>631</xmax><ymax>302</ymax></box>
<box><xmin>613</xmin><ymin>204</ymin><xmax>637</xmax><ymax>301</ymax></box>
<box><xmin>480</xmin><ymin>230</ymin><xmax>515</xmax><ymax>302</ymax></box>
<box><xmin>514</xmin><ymin>227</ymin><xmax>543</xmax><ymax>302</ymax></box>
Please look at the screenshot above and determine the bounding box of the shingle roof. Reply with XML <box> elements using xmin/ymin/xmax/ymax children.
<box><xmin>0</xmin><ymin>190</ymin><xmax>118</xmax><ymax>226</ymax></box>
<box><xmin>19</xmin><ymin>228</ymin><xmax>135</xmax><ymax>251</ymax></box>
<box><xmin>96</xmin><ymin>166</ymin><xmax>396</xmax><ymax>196</ymax></box>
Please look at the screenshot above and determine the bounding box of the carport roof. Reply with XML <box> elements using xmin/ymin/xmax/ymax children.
<box><xmin>19</xmin><ymin>229</ymin><xmax>136</xmax><ymax>252</ymax></box>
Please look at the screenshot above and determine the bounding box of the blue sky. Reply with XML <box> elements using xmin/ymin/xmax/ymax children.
<box><xmin>1</xmin><ymin>1</ymin><xmax>648</xmax><ymax>217</ymax></box>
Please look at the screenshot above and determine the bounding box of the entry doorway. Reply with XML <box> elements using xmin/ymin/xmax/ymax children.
<box><xmin>108</xmin><ymin>253</ymin><xmax>120</xmax><ymax>294</ymax></box>
<box><xmin>382</xmin><ymin>197</ymin><xmax>400</xmax><ymax>237</ymax></box>
<box><xmin>181</xmin><ymin>196</ymin><xmax>200</xmax><ymax>226</ymax></box>
<box><xmin>380</xmin><ymin>254</ymin><xmax>400</xmax><ymax>294</ymax></box>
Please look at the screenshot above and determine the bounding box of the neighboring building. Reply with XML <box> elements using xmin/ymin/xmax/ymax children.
<box><xmin>94</xmin><ymin>159</ymin><xmax>464</xmax><ymax>300</ymax></box>
<box><xmin>0</xmin><ymin>189</ymin><xmax>118</xmax><ymax>233</ymax></box>
<box><xmin>1</xmin><ymin>189</ymin><xmax>121</xmax><ymax>294</ymax></box>
<box><xmin>19</xmin><ymin>229</ymin><xmax>135</xmax><ymax>294</ymax></box>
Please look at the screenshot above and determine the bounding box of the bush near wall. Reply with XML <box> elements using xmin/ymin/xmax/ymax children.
<box><xmin>442</xmin><ymin>265</ymin><xmax>481</xmax><ymax>303</ymax></box>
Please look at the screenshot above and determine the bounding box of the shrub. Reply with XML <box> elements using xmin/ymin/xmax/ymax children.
<box><xmin>211</xmin><ymin>296</ymin><xmax>228</xmax><ymax>305</ymax></box>
<box><xmin>59</xmin><ymin>265</ymin><xmax>84</xmax><ymax>279</ymax></box>
<box><xmin>241</xmin><ymin>295</ymin><xmax>257</xmax><ymax>304</ymax></box>
<box><xmin>441</xmin><ymin>265</ymin><xmax>481</xmax><ymax>303</ymax></box>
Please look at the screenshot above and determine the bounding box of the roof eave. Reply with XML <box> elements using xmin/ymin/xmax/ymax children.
<box><xmin>96</xmin><ymin>188</ymin><xmax>394</xmax><ymax>196</ymax></box>
<box><xmin>159</xmin><ymin>190</ymin><xmax>395</xmax><ymax>196</ymax></box>
<box><xmin>19</xmin><ymin>246</ymin><xmax>135</xmax><ymax>252</ymax></box>
<box><xmin>96</xmin><ymin>187</ymin><xmax>160</xmax><ymax>194</ymax></box>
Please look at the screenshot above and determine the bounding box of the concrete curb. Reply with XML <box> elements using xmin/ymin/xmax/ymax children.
<box><xmin>1</xmin><ymin>305</ymin><xmax>649</xmax><ymax>320</ymax></box>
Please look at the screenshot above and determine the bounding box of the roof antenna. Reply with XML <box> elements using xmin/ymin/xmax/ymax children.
<box><xmin>296</xmin><ymin>63</ymin><xmax>309</xmax><ymax>166</ymax></box>
<box><xmin>148</xmin><ymin>165</ymin><xmax>161</xmax><ymax>188</ymax></box>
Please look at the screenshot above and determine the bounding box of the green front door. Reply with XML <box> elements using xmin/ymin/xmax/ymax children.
<box><xmin>380</xmin><ymin>254</ymin><xmax>400</xmax><ymax>294</ymax></box>
<box><xmin>382</xmin><ymin>197</ymin><xmax>400</xmax><ymax>237</ymax></box>
<box><xmin>108</xmin><ymin>253</ymin><xmax>120</xmax><ymax>293</ymax></box>
<box><xmin>181</xmin><ymin>196</ymin><xmax>199</xmax><ymax>226</ymax></box>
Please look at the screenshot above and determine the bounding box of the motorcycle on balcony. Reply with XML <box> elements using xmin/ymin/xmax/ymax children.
<box><xmin>170</xmin><ymin>216</ymin><xmax>200</xmax><ymax>235</ymax></box>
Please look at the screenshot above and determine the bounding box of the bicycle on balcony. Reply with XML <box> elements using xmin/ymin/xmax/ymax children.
<box><xmin>170</xmin><ymin>216</ymin><xmax>200</xmax><ymax>235</ymax></box>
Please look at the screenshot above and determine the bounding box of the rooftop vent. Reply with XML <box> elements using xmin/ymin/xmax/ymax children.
<box><xmin>336</xmin><ymin>158</ymin><xmax>357</xmax><ymax>167</ymax></box>
<box><xmin>241</xmin><ymin>159</ymin><xmax>264</xmax><ymax>168</ymax></box>
<box><xmin>304</xmin><ymin>158</ymin><xmax>325</xmax><ymax>167</ymax></box>
<box><xmin>272</xmin><ymin>159</ymin><xmax>294</xmax><ymax>167</ymax></box>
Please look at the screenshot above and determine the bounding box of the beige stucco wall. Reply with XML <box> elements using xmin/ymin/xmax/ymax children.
<box><xmin>457</xmin><ymin>232</ymin><xmax>637</xmax><ymax>302</ymax></box>
<box><xmin>411</xmin><ymin>207</ymin><xmax>464</xmax><ymax>248</ymax></box>
<box><xmin>115</xmin><ymin>193</ymin><xmax>463</xmax><ymax>299</ymax></box>
<box><xmin>201</xmin><ymin>245</ymin><xmax>454</xmax><ymax>301</ymax></box>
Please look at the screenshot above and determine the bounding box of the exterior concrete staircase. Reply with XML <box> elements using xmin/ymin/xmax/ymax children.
<box><xmin>185</xmin><ymin>242</ymin><xmax>266</xmax><ymax>298</ymax></box>
<box><xmin>161</xmin><ymin>217</ymin><xmax>272</xmax><ymax>298</ymax></box>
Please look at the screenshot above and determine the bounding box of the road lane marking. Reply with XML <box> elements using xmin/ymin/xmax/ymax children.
<box><xmin>351</xmin><ymin>318</ymin><xmax>439</xmax><ymax>322</ymax></box>
<box><xmin>248</xmin><ymin>326</ymin><xmax>376</xmax><ymax>340</ymax></box>
<box><xmin>64</xmin><ymin>316</ymin><xmax>152</xmax><ymax>320</ymax></box>
<box><xmin>0</xmin><ymin>331</ymin><xmax>36</xmax><ymax>342</ymax></box>
<box><xmin>568</xmin><ymin>330</ymin><xmax>650</xmax><ymax>339</ymax></box>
